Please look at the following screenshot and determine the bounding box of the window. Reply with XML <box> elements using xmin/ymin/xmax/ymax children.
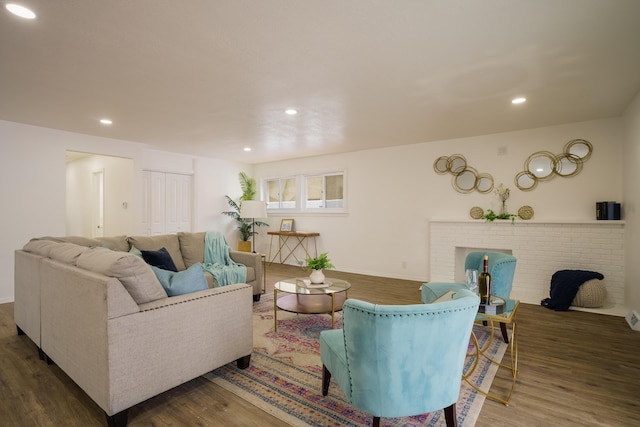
<box><xmin>263</xmin><ymin>171</ymin><xmax>346</xmax><ymax>213</ymax></box>
<box><xmin>265</xmin><ymin>177</ymin><xmax>297</xmax><ymax>209</ymax></box>
<box><xmin>305</xmin><ymin>173</ymin><xmax>344</xmax><ymax>209</ymax></box>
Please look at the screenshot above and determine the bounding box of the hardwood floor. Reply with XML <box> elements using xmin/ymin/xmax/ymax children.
<box><xmin>2</xmin><ymin>263</ymin><xmax>639</xmax><ymax>426</ymax></box>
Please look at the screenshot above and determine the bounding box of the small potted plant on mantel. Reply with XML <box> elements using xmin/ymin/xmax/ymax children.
<box><xmin>306</xmin><ymin>252</ymin><xmax>335</xmax><ymax>284</ymax></box>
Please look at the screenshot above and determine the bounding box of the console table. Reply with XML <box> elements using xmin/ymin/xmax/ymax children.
<box><xmin>267</xmin><ymin>231</ymin><xmax>320</xmax><ymax>265</ymax></box>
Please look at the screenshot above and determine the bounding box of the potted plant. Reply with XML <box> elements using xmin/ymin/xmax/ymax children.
<box><xmin>306</xmin><ymin>252</ymin><xmax>335</xmax><ymax>284</ymax></box>
<box><xmin>222</xmin><ymin>172</ymin><xmax>268</xmax><ymax>252</ymax></box>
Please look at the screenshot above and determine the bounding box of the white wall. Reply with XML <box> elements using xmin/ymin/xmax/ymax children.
<box><xmin>1</xmin><ymin>115</ymin><xmax>631</xmax><ymax>305</ymax></box>
<box><xmin>623</xmin><ymin>91</ymin><xmax>640</xmax><ymax>316</ymax></box>
<box><xmin>0</xmin><ymin>120</ymin><xmax>251</xmax><ymax>303</ymax></box>
<box><xmin>253</xmin><ymin>118</ymin><xmax>624</xmax><ymax>282</ymax></box>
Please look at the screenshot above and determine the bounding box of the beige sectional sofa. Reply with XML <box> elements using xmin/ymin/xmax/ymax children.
<box><xmin>14</xmin><ymin>232</ymin><xmax>260</xmax><ymax>427</ymax></box>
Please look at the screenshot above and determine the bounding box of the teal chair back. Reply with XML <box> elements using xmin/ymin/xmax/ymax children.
<box><xmin>465</xmin><ymin>251</ymin><xmax>517</xmax><ymax>299</ymax></box>
<box><xmin>320</xmin><ymin>290</ymin><xmax>479</xmax><ymax>425</ymax></box>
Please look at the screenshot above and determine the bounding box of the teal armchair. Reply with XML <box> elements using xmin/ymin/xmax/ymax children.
<box><xmin>320</xmin><ymin>290</ymin><xmax>480</xmax><ymax>427</ymax></box>
<box><xmin>422</xmin><ymin>251</ymin><xmax>517</xmax><ymax>342</ymax></box>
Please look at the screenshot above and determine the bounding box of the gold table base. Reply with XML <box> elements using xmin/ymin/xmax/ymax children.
<box><xmin>464</xmin><ymin>316</ymin><xmax>519</xmax><ymax>405</ymax></box>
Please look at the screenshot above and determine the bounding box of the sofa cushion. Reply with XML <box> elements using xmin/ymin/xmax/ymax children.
<box><xmin>128</xmin><ymin>235</ymin><xmax>186</xmax><ymax>271</ymax></box>
<box><xmin>141</xmin><ymin>247</ymin><xmax>178</xmax><ymax>272</ymax></box>
<box><xmin>47</xmin><ymin>242</ymin><xmax>91</xmax><ymax>264</ymax></box>
<box><xmin>178</xmin><ymin>232</ymin><xmax>206</xmax><ymax>268</ymax></box>
<box><xmin>151</xmin><ymin>264</ymin><xmax>208</xmax><ymax>296</ymax></box>
<box><xmin>76</xmin><ymin>247</ymin><xmax>167</xmax><ymax>304</ymax></box>
<box><xmin>23</xmin><ymin>239</ymin><xmax>62</xmax><ymax>257</ymax></box>
<box><xmin>95</xmin><ymin>235</ymin><xmax>130</xmax><ymax>252</ymax></box>
<box><xmin>57</xmin><ymin>235</ymin><xmax>106</xmax><ymax>248</ymax></box>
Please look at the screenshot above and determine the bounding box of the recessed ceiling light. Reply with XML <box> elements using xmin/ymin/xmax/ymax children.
<box><xmin>99</xmin><ymin>118</ymin><xmax>113</xmax><ymax>125</ymax></box>
<box><xmin>243</xmin><ymin>147</ymin><xmax>252</xmax><ymax>152</ymax></box>
<box><xmin>285</xmin><ymin>109</ymin><xmax>298</xmax><ymax>115</ymax></box>
<box><xmin>6</xmin><ymin>4</ymin><xmax>36</xmax><ymax>19</ymax></box>
<box><xmin>511</xmin><ymin>97</ymin><xmax>526</xmax><ymax>104</ymax></box>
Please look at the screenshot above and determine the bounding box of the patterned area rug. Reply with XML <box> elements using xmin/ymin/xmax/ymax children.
<box><xmin>204</xmin><ymin>294</ymin><xmax>506</xmax><ymax>426</ymax></box>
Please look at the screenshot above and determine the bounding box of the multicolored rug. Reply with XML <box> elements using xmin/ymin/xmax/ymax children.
<box><xmin>204</xmin><ymin>294</ymin><xmax>506</xmax><ymax>426</ymax></box>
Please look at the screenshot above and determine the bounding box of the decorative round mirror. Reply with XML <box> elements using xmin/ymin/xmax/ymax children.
<box><xmin>453</xmin><ymin>168</ymin><xmax>477</xmax><ymax>193</ymax></box>
<box><xmin>514</xmin><ymin>171</ymin><xmax>537</xmax><ymax>191</ymax></box>
<box><xmin>475</xmin><ymin>173</ymin><xmax>494</xmax><ymax>193</ymax></box>
<box><xmin>554</xmin><ymin>153</ymin><xmax>583</xmax><ymax>177</ymax></box>
<box><xmin>448</xmin><ymin>154</ymin><xmax>467</xmax><ymax>175</ymax></box>
<box><xmin>433</xmin><ymin>156</ymin><xmax>450</xmax><ymax>174</ymax></box>
<box><xmin>564</xmin><ymin>139</ymin><xmax>592</xmax><ymax>161</ymax></box>
<box><xmin>526</xmin><ymin>151</ymin><xmax>556</xmax><ymax>180</ymax></box>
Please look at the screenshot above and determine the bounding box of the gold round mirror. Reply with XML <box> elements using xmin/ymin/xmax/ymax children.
<box><xmin>554</xmin><ymin>153</ymin><xmax>583</xmax><ymax>177</ymax></box>
<box><xmin>448</xmin><ymin>154</ymin><xmax>467</xmax><ymax>175</ymax></box>
<box><xmin>433</xmin><ymin>156</ymin><xmax>450</xmax><ymax>174</ymax></box>
<box><xmin>514</xmin><ymin>171</ymin><xmax>537</xmax><ymax>191</ymax></box>
<box><xmin>526</xmin><ymin>151</ymin><xmax>556</xmax><ymax>180</ymax></box>
<box><xmin>475</xmin><ymin>173</ymin><xmax>494</xmax><ymax>193</ymax></box>
<box><xmin>453</xmin><ymin>168</ymin><xmax>477</xmax><ymax>193</ymax></box>
<box><xmin>564</xmin><ymin>139</ymin><xmax>592</xmax><ymax>161</ymax></box>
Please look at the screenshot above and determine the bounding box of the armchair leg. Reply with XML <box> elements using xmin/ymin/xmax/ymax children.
<box><xmin>321</xmin><ymin>365</ymin><xmax>332</xmax><ymax>396</ymax></box>
<box><xmin>372</xmin><ymin>416</ymin><xmax>380</xmax><ymax>427</ymax></box>
<box><xmin>500</xmin><ymin>322</ymin><xmax>509</xmax><ymax>343</ymax></box>
<box><xmin>444</xmin><ymin>403</ymin><xmax>457</xmax><ymax>427</ymax></box>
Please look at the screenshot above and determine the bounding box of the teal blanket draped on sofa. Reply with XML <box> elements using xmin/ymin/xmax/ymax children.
<box><xmin>202</xmin><ymin>231</ymin><xmax>247</xmax><ymax>286</ymax></box>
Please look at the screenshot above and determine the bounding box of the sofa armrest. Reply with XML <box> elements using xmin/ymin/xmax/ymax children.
<box><xmin>230</xmin><ymin>250</ymin><xmax>263</xmax><ymax>294</ymax></box>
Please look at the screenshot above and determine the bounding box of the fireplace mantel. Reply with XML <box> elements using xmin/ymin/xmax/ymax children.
<box><xmin>429</xmin><ymin>219</ymin><xmax>626</xmax><ymax>316</ymax></box>
<box><xmin>430</xmin><ymin>218</ymin><xmax>625</xmax><ymax>225</ymax></box>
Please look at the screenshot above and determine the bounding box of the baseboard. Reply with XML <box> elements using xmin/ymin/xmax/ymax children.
<box><xmin>626</xmin><ymin>310</ymin><xmax>640</xmax><ymax>331</ymax></box>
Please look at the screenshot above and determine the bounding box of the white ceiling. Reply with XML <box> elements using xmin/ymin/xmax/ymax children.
<box><xmin>2</xmin><ymin>1</ymin><xmax>640</xmax><ymax>164</ymax></box>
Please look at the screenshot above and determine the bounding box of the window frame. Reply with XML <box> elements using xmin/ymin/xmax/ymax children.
<box><xmin>264</xmin><ymin>176</ymin><xmax>298</xmax><ymax>211</ymax></box>
<box><xmin>262</xmin><ymin>170</ymin><xmax>347</xmax><ymax>214</ymax></box>
<box><xmin>302</xmin><ymin>171</ymin><xmax>345</xmax><ymax>213</ymax></box>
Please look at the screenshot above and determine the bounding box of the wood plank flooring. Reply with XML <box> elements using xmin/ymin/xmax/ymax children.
<box><xmin>1</xmin><ymin>263</ymin><xmax>639</xmax><ymax>426</ymax></box>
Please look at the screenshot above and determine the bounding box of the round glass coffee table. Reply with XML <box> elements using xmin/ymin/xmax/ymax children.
<box><xmin>273</xmin><ymin>278</ymin><xmax>351</xmax><ymax>331</ymax></box>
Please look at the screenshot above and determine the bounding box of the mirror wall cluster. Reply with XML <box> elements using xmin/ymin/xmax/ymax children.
<box><xmin>433</xmin><ymin>154</ymin><xmax>494</xmax><ymax>194</ymax></box>
<box><xmin>514</xmin><ymin>139</ymin><xmax>593</xmax><ymax>191</ymax></box>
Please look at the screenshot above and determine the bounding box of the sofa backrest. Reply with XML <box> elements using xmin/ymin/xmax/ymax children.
<box><xmin>127</xmin><ymin>234</ymin><xmax>186</xmax><ymax>271</ymax></box>
<box><xmin>178</xmin><ymin>231</ymin><xmax>206</xmax><ymax>268</ymax></box>
<box><xmin>22</xmin><ymin>239</ymin><xmax>168</xmax><ymax>305</ymax></box>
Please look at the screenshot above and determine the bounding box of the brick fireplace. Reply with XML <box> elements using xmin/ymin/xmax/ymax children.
<box><xmin>429</xmin><ymin>220</ymin><xmax>626</xmax><ymax>316</ymax></box>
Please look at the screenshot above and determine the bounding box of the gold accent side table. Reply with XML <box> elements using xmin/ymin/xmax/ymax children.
<box><xmin>465</xmin><ymin>297</ymin><xmax>519</xmax><ymax>405</ymax></box>
<box><xmin>267</xmin><ymin>231</ymin><xmax>319</xmax><ymax>265</ymax></box>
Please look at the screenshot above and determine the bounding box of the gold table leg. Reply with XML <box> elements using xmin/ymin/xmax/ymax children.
<box><xmin>273</xmin><ymin>288</ymin><xmax>278</xmax><ymax>332</ymax></box>
<box><xmin>464</xmin><ymin>319</ymin><xmax>518</xmax><ymax>405</ymax></box>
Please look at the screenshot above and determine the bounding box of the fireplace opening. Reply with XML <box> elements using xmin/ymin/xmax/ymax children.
<box><xmin>454</xmin><ymin>247</ymin><xmax>513</xmax><ymax>282</ymax></box>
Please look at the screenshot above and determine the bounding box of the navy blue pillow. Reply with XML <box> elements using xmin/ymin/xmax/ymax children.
<box><xmin>141</xmin><ymin>247</ymin><xmax>178</xmax><ymax>272</ymax></box>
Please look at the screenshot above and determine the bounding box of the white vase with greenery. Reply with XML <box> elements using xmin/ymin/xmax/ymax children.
<box><xmin>306</xmin><ymin>253</ymin><xmax>335</xmax><ymax>284</ymax></box>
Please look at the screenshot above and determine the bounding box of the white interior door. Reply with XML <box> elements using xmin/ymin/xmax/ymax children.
<box><xmin>92</xmin><ymin>170</ymin><xmax>104</xmax><ymax>237</ymax></box>
<box><xmin>165</xmin><ymin>173</ymin><xmax>192</xmax><ymax>234</ymax></box>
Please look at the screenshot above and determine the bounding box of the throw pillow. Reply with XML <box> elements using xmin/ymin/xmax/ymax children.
<box><xmin>129</xmin><ymin>246</ymin><xmax>143</xmax><ymax>258</ymax></box>
<box><xmin>151</xmin><ymin>264</ymin><xmax>208</xmax><ymax>296</ymax></box>
<box><xmin>128</xmin><ymin>235</ymin><xmax>186</xmax><ymax>271</ymax></box>
<box><xmin>141</xmin><ymin>247</ymin><xmax>178</xmax><ymax>272</ymax></box>
<box><xmin>75</xmin><ymin>247</ymin><xmax>167</xmax><ymax>304</ymax></box>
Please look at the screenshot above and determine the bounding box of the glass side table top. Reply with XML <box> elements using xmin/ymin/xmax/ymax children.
<box><xmin>476</xmin><ymin>296</ymin><xmax>519</xmax><ymax>323</ymax></box>
<box><xmin>274</xmin><ymin>278</ymin><xmax>351</xmax><ymax>295</ymax></box>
